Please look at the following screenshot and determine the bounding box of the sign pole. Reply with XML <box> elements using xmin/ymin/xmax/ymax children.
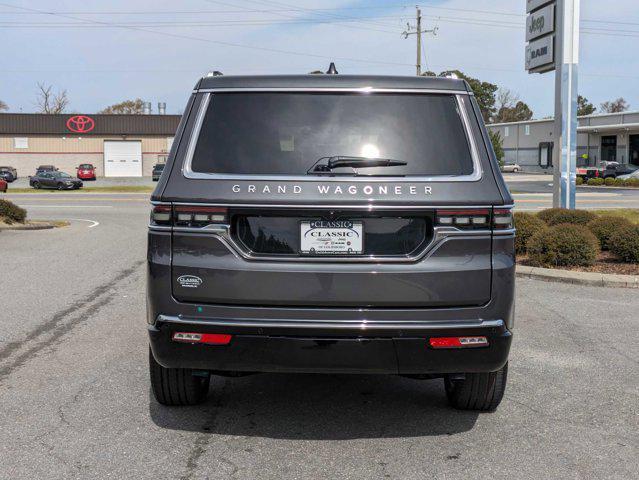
<box><xmin>552</xmin><ymin>0</ymin><xmax>580</xmax><ymax>209</ymax></box>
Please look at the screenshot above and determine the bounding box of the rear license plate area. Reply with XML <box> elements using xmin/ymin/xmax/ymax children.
<box><xmin>300</xmin><ymin>220</ymin><xmax>363</xmax><ymax>255</ymax></box>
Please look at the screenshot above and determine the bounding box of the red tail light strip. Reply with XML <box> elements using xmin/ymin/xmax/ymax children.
<box><xmin>429</xmin><ymin>336</ymin><xmax>489</xmax><ymax>349</ymax></box>
<box><xmin>172</xmin><ymin>332</ymin><xmax>232</xmax><ymax>345</ymax></box>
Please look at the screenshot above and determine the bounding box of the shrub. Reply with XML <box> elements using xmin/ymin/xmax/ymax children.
<box><xmin>575</xmin><ymin>176</ymin><xmax>584</xmax><ymax>185</ymax></box>
<box><xmin>588</xmin><ymin>215</ymin><xmax>633</xmax><ymax>250</ymax></box>
<box><xmin>604</xmin><ymin>177</ymin><xmax>615</xmax><ymax>186</ymax></box>
<box><xmin>614</xmin><ymin>177</ymin><xmax>625</xmax><ymax>186</ymax></box>
<box><xmin>527</xmin><ymin>223</ymin><xmax>599</xmax><ymax>267</ymax></box>
<box><xmin>609</xmin><ymin>225</ymin><xmax>639</xmax><ymax>263</ymax></box>
<box><xmin>537</xmin><ymin>208</ymin><xmax>596</xmax><ymax>226</ymax></box>
<box><xmin>587</xmin><ymin>177</ymin><xmax>604</xmax><ymax>186</ymax></box>
<box><xmin>514</xmin><ymin>212</ymin><xmax>547</xmax><ymax>255</ymax></box>
<box><xmin>623</xmin><ymin>178</ymin><xmax>639</xmax><ymax>188</ymax></box>
<box><xmin>0</xmin><ymin>199</ymin><xmax>27</xmax><ymax>224</ymax></box>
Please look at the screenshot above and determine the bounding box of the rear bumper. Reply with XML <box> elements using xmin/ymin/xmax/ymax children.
<box><xmin>148</xmin><ymin>316</ymin><xmax>512</xmax><ymax>374</ymax></box>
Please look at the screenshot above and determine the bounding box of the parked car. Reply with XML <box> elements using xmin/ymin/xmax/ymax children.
<box><xmin>147</xmin><ymin>73</ymin><xmax>514</xmax><ymax>411</ymax></box>
<box><xmin>76</xmin><ymin>163</ymin><xmax>96</xmax><ymax>180</ymax></box>
<box><xmin>577</xmin><ymin>162</ymin><xmax>634</xmax><ymax>180</ymax></box>
<box><xmin>29</xmin><ymin>171</ymin><xmax>83</xmax><ymax>190</ymax></box>
<box><xmin>0</xmin><ymin>170</ymin><xmax>15</xmax><ymax>183</ymax></box>
<box><xmin>152</xmin><ymin>163</ymin><xmax>165</xmax><ymax>181</ymax></box>
<box><xmin>0</xmin><ymin>177</ymin><xmax>7</xmax><ymax>193</ymax></box>
<box><xmin>0</xmin><ymin>166</ymin><xmax>17</xmax><ymax>182</ymax></box>
<box><xmin>500</xmin><ymin>163</ymin><xmax>521</xmax><ymax>173</ymax></box>
<box><xmin>35</xmin><ymin>165</ymin><xmax>58</xmax><ymax>175</ymax></box>
<box><xmin>617</xmin><ymin>168</ymin><xmax>639</xmax><ymax>180</ymax></box>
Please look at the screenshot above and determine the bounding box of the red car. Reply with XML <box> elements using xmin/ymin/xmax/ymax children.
<box><xmin>76</xmin><ymin>163</ymin><xmax>96</xmax><ymax>180</ymax></box>
<box><xmin>0</xmin><ymin>178</ymin><xmax>7</xmax><ymax>193</ymax></box>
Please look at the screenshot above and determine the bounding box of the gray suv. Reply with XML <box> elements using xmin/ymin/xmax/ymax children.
<box><xmin>148</xmin><ymin>74</ymin><xmax>515</xmax><ymax>411</ymax></box>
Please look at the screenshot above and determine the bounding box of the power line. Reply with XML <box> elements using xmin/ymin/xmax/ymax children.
<box><xmin>0</xmin><ymin>2</ymin><xmax>412</xmax><ymax>67</ymax></box>
<box><xmin>201</xmin><ymin>0</ymin><xmax>399</xmax><ymax>33</ymax></box>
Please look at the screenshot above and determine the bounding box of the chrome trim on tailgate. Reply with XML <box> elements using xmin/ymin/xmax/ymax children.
<box><xmin>156</xmin><ymin>315</ymin><xmax>504</xmax><ymax>331</ymax></box>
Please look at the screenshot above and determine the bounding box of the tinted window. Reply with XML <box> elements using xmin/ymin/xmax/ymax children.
<box><xmin>79</xmin><ymin>164</ymin><xmax>93</xmax><ymax>169</ymax></box>
<box><xmin>191</xmin><ymin>93</ymin><xmax>474</xmax><ymax>176</ymax></box>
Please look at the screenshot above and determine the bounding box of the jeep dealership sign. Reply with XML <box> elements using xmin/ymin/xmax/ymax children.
<box><xmin>525</xmin><ymin>0</ymin><xmax>556</xmax><ymax>73</ymax></box>
<box><xmin>526</xmin><ymin>4</ymin><xmax>555</xmax><ymax>42</ymax></box>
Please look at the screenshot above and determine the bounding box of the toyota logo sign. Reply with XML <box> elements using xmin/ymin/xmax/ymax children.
<box><xmin>66</xmin><ymin>115</ymin><xmax>95</xmax><ymax>133</ymax></box>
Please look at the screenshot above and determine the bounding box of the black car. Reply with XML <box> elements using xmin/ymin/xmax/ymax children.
<box><xmin>148</xmin><ymin>73</ymin><xmax>514</xmax><ymax>411</ymax></box>
<box><xmin>152</xmin><ymin>163</ymin><xmax>165</xmax><ymax>181</ymax></box>
<box><xmin>577</xmin><ymin>161</ymin><xmax>635</xmax><ymax>180</ymax></box>
<box><xmin>30</xmin><ymin>171</ymin><xmax>83</xmax><ymax>190</ymax></box>
<box><xmin>0</xmin><ymin>166</ymin><xmax>17</xmax><ymax>182</ymax></box>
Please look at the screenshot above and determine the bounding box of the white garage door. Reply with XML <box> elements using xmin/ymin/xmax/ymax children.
<box><xmin>104</xmin><ymin>141</ymin><xmax>142</xmax><ymax>177</ymax></box>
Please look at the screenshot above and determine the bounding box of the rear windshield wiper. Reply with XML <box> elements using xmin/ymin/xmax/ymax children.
<box><xmin>308</xmin><ymin>156</ymin><xmax>408</xmax><ymax>174</ymax></box>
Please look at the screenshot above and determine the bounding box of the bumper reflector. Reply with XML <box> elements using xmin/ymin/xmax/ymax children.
<box><xmin>429</xmin><ymin>336</ymin><xmax>489</xmax><ymax>349</ymax></box>
<box><xmin>172</xmin><ymin>332</ymin><xmax>232</xmax><ymax>345</ymax></box>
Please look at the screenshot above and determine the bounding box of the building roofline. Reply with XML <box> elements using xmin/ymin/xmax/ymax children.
<box><xmin>489</xmin><ymin>109</ymin><xmax>639</xmax><ymax>127</ymax></box>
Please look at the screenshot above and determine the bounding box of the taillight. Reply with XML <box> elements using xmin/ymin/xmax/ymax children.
<box><xmin>492</xmin><ymin>207</ymin><xmax>513</xmax><ymax>230</ymax></box>
<box><xmin>150</xmin><ymin>205</ymin><xmax>171</xmax><ymax>226</ymax></box>
<box><xmin>149</xmin><ymin>205</ymin><xmax>229</xmax><ymax>227</ymax></box>
<box><xmin>172</xmin><ymin>332</ymin><xmax>232</xmax><ymax>345</ymax></box>
<box><xmin>173</xmin><ymin>206</ymin><xmax>228</xmax><ymax>227</ymax></box>
<box><xmin>429</xmin><ymin>336</ymin><xmax>488</xmax><ymax>349</ymax></box>
<box><xmin>435</xmin><ymin>209</ymin><xmax>490</xmax><ymax>229</ymax></box>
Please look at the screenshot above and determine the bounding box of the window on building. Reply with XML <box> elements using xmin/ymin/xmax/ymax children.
<box><xmin>14</xmin><ymin>137</ymin><xmax>28</xmax><ymax>149</ymax></box>
<box><xmin>525</xmin><ymin>125</ymin><xmax>530</xmax><ymax>136</ymax></box>
<box><xmin>601</xmin><ymin>135</ymin><xmax>617</xmax><ymax>162</ymax></box>
<box><xmin>504</xmin><ymin>126</ymin><xmax>509</xmax><ymax>137</ymax></box>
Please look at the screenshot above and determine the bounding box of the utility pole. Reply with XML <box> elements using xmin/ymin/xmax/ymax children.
<box><xmin>525</xmin><ymin>0</ymin><xmax>579</xmax><ymax>208</ymax></box>
<box><xmin>552</xmin><ymin>0</ymin><xmax>580</xmax><ymax>209</ymax></box>
<box><xmin>402</xmin><ymin>6</ymin><xmax>438</xmax><ymax>76</ymax></box>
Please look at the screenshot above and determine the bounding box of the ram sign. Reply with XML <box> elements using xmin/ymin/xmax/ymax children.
<box><xmin>525</xmin><ymin>0</ymin><xmax>556</xmax><ymax>73</ymax></box>
<box><xmin>525</xmin><ymin>35</ymin><xmax>554</xmax><ymax>72</ymax></box>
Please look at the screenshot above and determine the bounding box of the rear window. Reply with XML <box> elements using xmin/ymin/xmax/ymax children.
<box><xmin>190</xmin><ymin>93</ymin><xmax>474</xmax><ymax>176</ymax></box>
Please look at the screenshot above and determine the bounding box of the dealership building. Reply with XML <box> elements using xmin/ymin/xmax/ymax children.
<box><xmin>0</xmin><ymin>113</ymin><xmax>181</xmax><ymax>177</ymax></box>
<box><xmin>488</xmin><ymin>110</ymin><xmax>639</xmax><ymax>172</ymax></box>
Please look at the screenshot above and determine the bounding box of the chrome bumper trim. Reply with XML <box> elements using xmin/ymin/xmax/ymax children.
<box><xmin>156</xmin><ymin>315</ymin><xmax>504</xmax><ymax>331</ymax></box>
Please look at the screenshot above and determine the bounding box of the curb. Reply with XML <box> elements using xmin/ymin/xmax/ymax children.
<box><xmin>516</xmin><ymin>265</ymin><xmax>639</xmax><ymax>289</ymax></box>
<box><xmin>0</xmin><ymin>221</ymin><xmax>69</xmax><ymax>231</ymax></box>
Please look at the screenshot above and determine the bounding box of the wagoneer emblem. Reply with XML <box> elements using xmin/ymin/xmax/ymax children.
<box><xmin>231</xmin><ymin>184</ymin><xmax>433</xmax><ymax>196</ymax></box>
<box><xmin>177</xmin><ymin>275</ymin><xmax>203</xmax><ymax>288</ymax></box>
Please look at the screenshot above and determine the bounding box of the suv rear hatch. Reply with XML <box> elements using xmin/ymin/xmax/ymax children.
<box><xmin>159</xmin><ymin>89</ymin><xmax>509</xmax><ymax>308</ymax></box>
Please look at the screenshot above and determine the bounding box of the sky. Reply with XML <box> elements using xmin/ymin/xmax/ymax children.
<box><xmin>0</xmin><ymin>0</ymin><xmax>638</xmax><ymax>118</ymax></box>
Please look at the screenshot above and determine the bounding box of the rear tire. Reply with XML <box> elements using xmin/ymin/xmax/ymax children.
<box><xmin>445</xmin><ymin>362</ymin><xmax>508</xmax><ymax>411</ymax></box>
<box><xmin>33</xmin><ymin>181</ymin><xmax>40</xmax><ymax>189</ymax></box>
<box><xmin>149</xmin><ymin>348</ymin><xmax>210</xmax><ymax>406</ymax></box>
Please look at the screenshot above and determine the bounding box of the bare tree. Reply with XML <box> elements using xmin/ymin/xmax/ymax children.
<box><xmin>495</xmin><ymin>88</ymin><xmax>519</xmax><ymax>112</ymax></box>
<box><xmin>600</xmin><ymin>97</ymin><xmax>629</xmax><ymax>114</ymax></box>
<box><xmin>35</xmin><ymin>82</ymin><xmax>69</xmax><ymax>114</ymax></box>
<box><xmin>0</xmin><ymin>100</ymin><xmax>8</xmax><ymax>112</ymax></box>
<box><xmin>492</xmin><ymin>88</ymin><xmax>533</xmax><ymax>123</ymax></box>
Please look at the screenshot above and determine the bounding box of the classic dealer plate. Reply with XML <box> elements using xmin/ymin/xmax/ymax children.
<box><xmin>300</xmin><ymin>220</ymin><xmax>364</xmax><ymax>255</ymax></box>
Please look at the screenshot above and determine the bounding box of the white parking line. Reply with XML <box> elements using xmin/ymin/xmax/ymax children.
<box><xmin>67</xmin><ymin>218</ymin><xmax>100</xmax><ymax>228</ymax></box>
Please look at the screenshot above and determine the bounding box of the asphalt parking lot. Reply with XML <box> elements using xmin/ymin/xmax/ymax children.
<box><xmin>1</xmin><ymin>193</ymin><xmax>638</xmax><ymax>479</ymax></box>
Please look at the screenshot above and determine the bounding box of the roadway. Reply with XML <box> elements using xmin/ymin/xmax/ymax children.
<box><xmin>0</xmin><ymin>192</ymin><xmax>637</xmax><ymax>479</ymax></box>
